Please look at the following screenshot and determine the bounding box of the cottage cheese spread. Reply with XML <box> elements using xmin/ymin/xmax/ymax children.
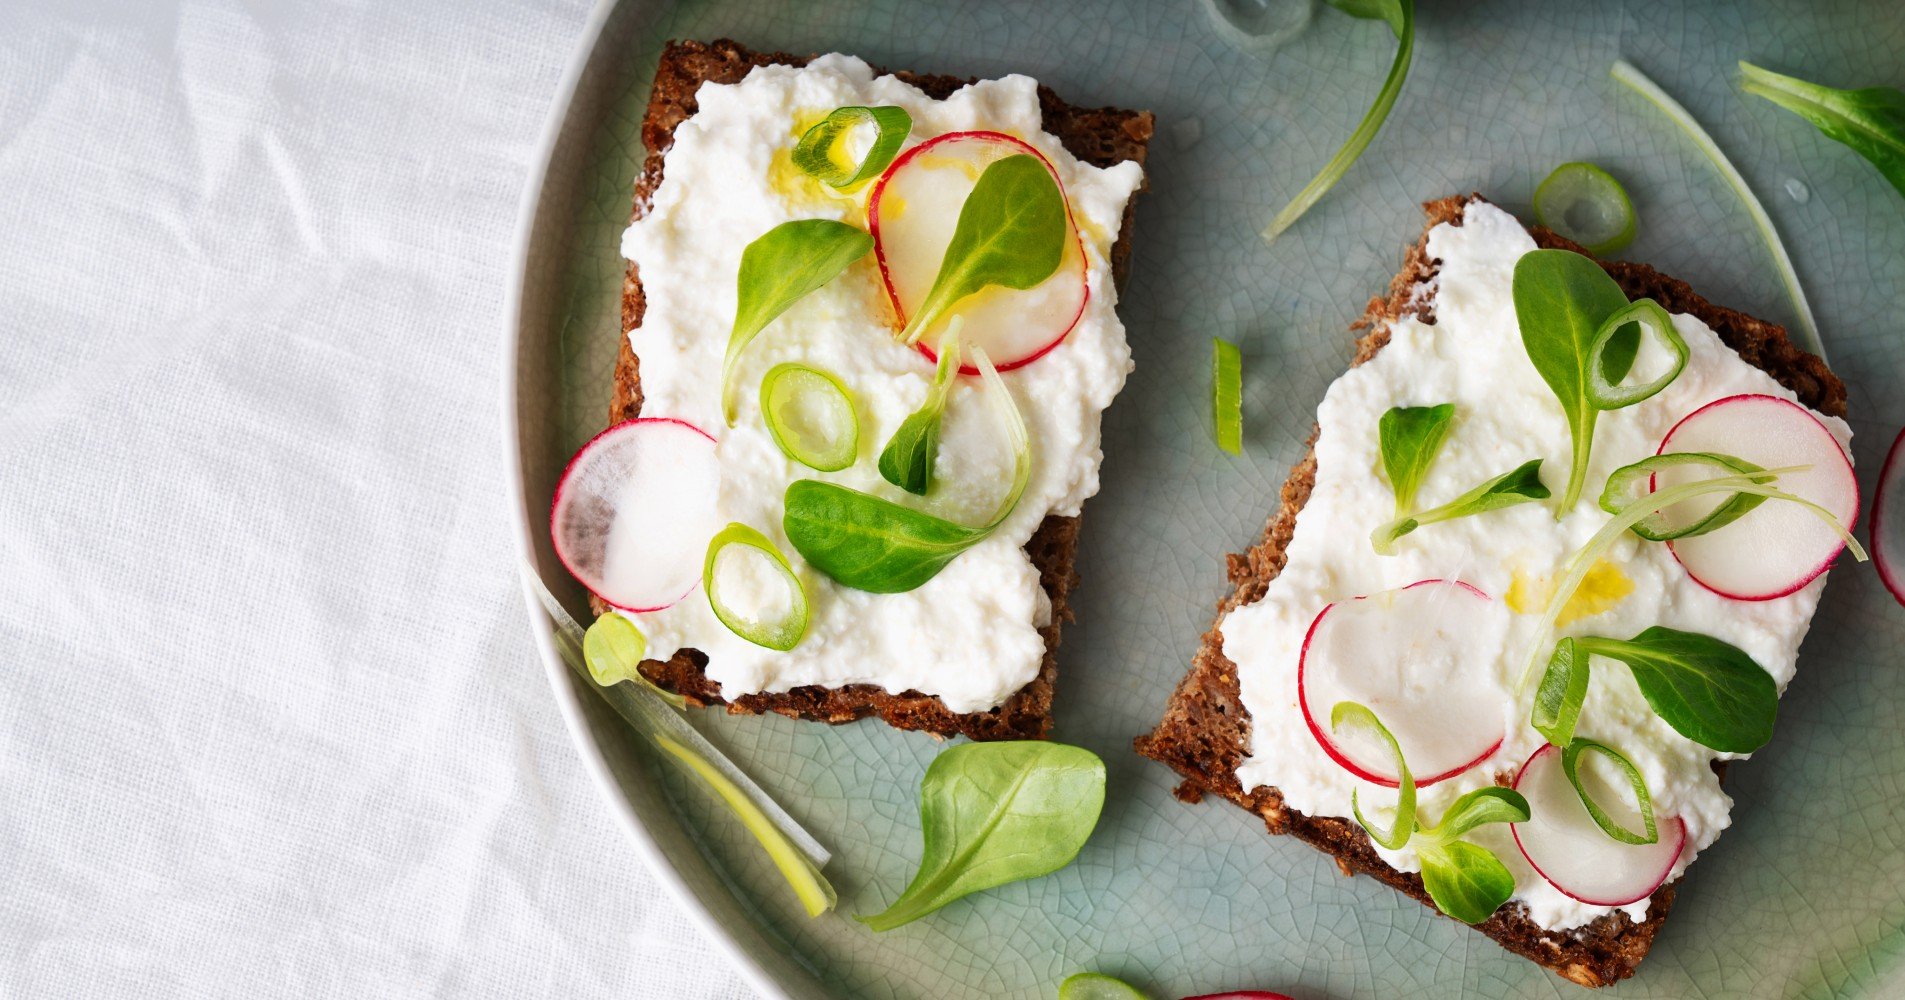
<box><xmin>618</xmin><ymin>55</ymin><xmax>1143</xmax><ymax>714</ymax></box>
<box><xmin>1221</xmin><ymin>202</ymin><xmax>1849</xmax><ymax>931</ymax></box>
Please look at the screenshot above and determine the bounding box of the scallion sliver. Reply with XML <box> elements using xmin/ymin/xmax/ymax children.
<box><xmin>761</xmin><ymin>362</ymin><xmax>859</xmax><ymax>472</ymax></box>
<box><xmin>1211</xmin><ymin>337</ymin><xmax>1243</xmax><ymax>455</ymax></box>
<box><xmin>703</xmin><ymin>522</ymin><xmax>810</xmax><ymax>651</ymax></box>
<box><xmin>524</xmin><ymin>571</ymin><xmax>836</xmax><ymax>909</ymax></box>
<box><xmin>1533</xmin><ymin>162</ymin><xmax>1637</xmax><ymax>255</ymax></box>
<box><xmin>1610</xmin><ymin>59</ymin><xmax>1826</xmax><ymax>361</ymax></box>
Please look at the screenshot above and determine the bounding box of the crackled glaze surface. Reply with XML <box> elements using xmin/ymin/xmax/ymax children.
<box><xmin>513</xmin><ymin>1</ymin><xmax>1905</xmax><ymax>997</ymax></box>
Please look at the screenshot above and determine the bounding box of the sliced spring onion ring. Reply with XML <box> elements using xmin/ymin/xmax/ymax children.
<box><xmin>1335</xmin><ymin>700</ymin><xmax>1416</xmax><ymax>850</ymax></box>
<box><xmin>791</xmin><ymin>105</ymin><xmax>912</xmax><ymax>188</ymax></box>
<box><xmin>1262</xmin><ymin>0</ymin><xmax>1415</xmax><ymax>242</ymax></box>
<box><xmin>1585</xmin><ymin>299</ymin><xmax>1686</xmax><ymax>409</ymax></box>
<box><xmin>761</xmin><ymin>362</ymin><xmax>859</xmax><ymax>472</ymax></box>
<box><xmin>703</xmin><ymin>523</ymin><xmax>809</xmax><ymax>651</ymax></box>
<box><xmin>1561</xmin><ymin>738</ymin><xmax>1658</xmax><ymax>845</ymax></box>
<box><xmin>1611</xmin><ymin>59</ymin><xmax>1826</xmax><ymax>362</ymax></box>
<box><xmin>1599</xmin><ymin>453</ymin><xmax>1783</xmax><ymax>541</ymax></box>
<box><xmin>1533</xmin><ymin>162</ymin><xmax>1638</xmax><ymax>255</ymax></box>
<box><xmin>652</xmin><ymin>730</ymin><xmax>838</xmax><ymax>916</ymax></box>
<box><xmin>524</xmin><ymin>569</ymin><xmax>833</xmax><ymax>877</ymax></box>
<box><xmin>1518</xmin><ymin>470</ymin><xmax>1868</xmax><ymax>689</ymax></box>
<box><xmin>1212</xmin><ymin>337</ymin><xmax>1244</xmax><ymax>455</ymax></box>
<box><xmin>1531</xmin><ymin>636</ymin><xmax>1588</xmax><ymax>747</ymax></box>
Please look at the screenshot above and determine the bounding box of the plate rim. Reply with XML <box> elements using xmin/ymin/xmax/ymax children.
<box><xmin>499</xmin><ymin>2</ymin><xmax>798</xmax><ymax>996</ymax></box>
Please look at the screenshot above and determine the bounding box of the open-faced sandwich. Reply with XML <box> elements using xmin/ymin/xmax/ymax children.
<box><xmin>1139</xmin><ymin>195</ymin><xmax>1856</xmax><ymax>987</ymax></box>
<box><xmin>549</xmin><ymin>39</ymin><xmax>1152</xmax><ymax>741</ymax></box>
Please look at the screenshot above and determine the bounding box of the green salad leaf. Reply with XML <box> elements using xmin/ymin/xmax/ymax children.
<box><xmin>581</xmin><ymin>611</ymin><xmax>647</xmax><ymax>685</ymax></box>
<box><xmin>1740</xmin><ymin>61</ymin><xmax>1905</xmax><ymax>201</ymax></box>
<box><xmin>1336</xmin><ymin>700</ymin><xmax>1523</xmax><ymax>926</ymax></box>
<box><xmin>1513</xmin><ymin>248</ymin><xmax>1661</xmax><ymax>510</ymax></box>
<box><xmin>784</xmin><ymin>348</ymin><xmax>1029</xmax><ymax>593</ymax></box>
<box><xmin>1414</xmin><ymin>786</ymin><xmax>1531</xmax><ymax>849</ymax></box>
<box><xmin>1335</xmin><ymin>700</ymin><xmax>1524</xmax><ymax>925</ymax></box>
<box><xmin>781</xmin><ymin>480</ymin><xmax>987</xmax><ymax>594</ymax></box>
<box><xmin>1575</xmin><ymin>627</ymin><xmax>1778</xmax><ymax>754</ymax></box>
<box><xmin>1377</xmin><ymin>402</ymin><xmax>1455</xmax><ymax>513</ymax></box>
<box><xmin>722</xmin><ymin>219</ymin><xmax>874</xmax><ymax>424</ymax></box>
<box><xmin>792</xmin><ymin>105</ymin><xmax>912</xmax><ymax>188</ymax></box>
<box><xmin>1371</xmin><ymin>458</ymin><xmax>1549</xmax><ymax>554</ymax></box>
<box><xmin>1417</xmin><ymin>840</ymin><xmax>1517</xmax><ymax>925</ymax></box>
<box><xmin>1538</xmin><ymin>626</ymin><xmax>1777</xmax><ymax>755</ymax></box>
<box><xmin>897</xmin><ymin>154</ymin><xmax>1068</xmax><ymax>345</ymax></box>
<box><xmin>1261</xmin><ymin>0</ymin><xmax>1414</xmax><ymax>242</ymax></box>
<box><xmin>860</xmin><ymin>741</ymin><xmax>1106</xmax><ymax>931</ymax></box>
<box><xmin>878</xmin><ymin>331</ymin><xmax>962</xmax><ymax>495</ymax></box>
<box><xmin>581</xmin><ymin>611</ymin><xmax>686</xmax><ymax>709</ymax></box>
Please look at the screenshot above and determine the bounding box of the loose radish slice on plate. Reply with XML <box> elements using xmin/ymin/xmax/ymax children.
<box><xmin>1511</xmin><ymin>744</ymin><xmax>1686</xmax><ymax>906</ymax></box>
<box><xmin>1874</xmin><ymin>427</ymin><xmax>1905</xmax><ymax>607</ymax></box>
<box><xmin>1652</xmin><ymin>393</ymin><xmax>1858</xmax><ymax>600</ymax></box>
<box><xmin>868</xmin><ymin>130</ymin><xmax>1089</xmax><ymax>373</ymax></box>
<box><xmin>1182</xmin><ymin>993</ymin><xmax>1297</xmax><ymax>1000</ymax></box>
<box><xmin>550</xmin><ymin>417</ymin><xmax>723</xmax><ymax>612</ymax></box>
<box><xmin>1297</xmin><ymin>580</ymin><xmax>1509</xmax><ymax>788</ymax></box>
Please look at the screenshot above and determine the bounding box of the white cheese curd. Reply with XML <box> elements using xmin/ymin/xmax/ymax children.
<box><xmin>618</xmin><ymin>55</ymin><xmax>1143</xmax><ymax>715</ymax></box>
<box><xmin>1222</xmin><ymin>202</ymin><xmax>1849</xmax><ymax>931</ymax></box>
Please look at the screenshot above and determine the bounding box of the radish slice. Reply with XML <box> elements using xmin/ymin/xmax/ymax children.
<box><xmin>868</xmin><ymin>130</ymin><xmax>1089</xmax><ymax>373</ymax></box>
<box><xmin>1652</xmin><ymin>393</ymin><xmax>1858</xmax><ymax>600</ymax></box>
<box><xmin>1297</xmin><ymin>580</ymin><xmax>1509</xmax><ymax>788</ymax></box>
<box><xmin>550</xmin><ymin>417</ymin><xmax>723</xmax><ymax>612</ymax></box>
<box><xmin>1874</xmin><ymin>427</ymin><xmax>1905</xmax><ymax>607</ymax></box>
<box><xmin>1511</xmin><ymin>744</ymin><xmax>1685</xmax><ymax>906</ymax></box>
<box><xmin>1183</xmin><ymin>993</ymin><xmax>1296</xmax><ymax>1000</ymax></box>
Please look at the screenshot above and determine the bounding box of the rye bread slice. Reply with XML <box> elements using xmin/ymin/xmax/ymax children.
<box><xmin>598</xmin><ymin>39</ymin><xmax>1153</xmax><ymax>741</ymax></box>
<box><xmin>1134</xmin><ymin>194</ymin><xmax>1846</xmax><ymax>988</ymax></box>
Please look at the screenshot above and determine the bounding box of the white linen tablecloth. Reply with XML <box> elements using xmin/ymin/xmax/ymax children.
<box><xmin>0</xmin><ymin>1</ymin><xmax>750</xmax><ymax>995</ymax></box>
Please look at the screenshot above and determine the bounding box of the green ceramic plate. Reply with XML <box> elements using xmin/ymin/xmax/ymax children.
<box><xmin>506</xmin><ymin>1</ymin><xmax>1905</xmax><ymax>996</ymax></box>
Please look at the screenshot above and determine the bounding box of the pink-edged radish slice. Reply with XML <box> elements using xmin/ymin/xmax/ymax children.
<box><xmin>1651</xmin><ymin>393</ymin><xmax>1858</xmax><ymax>601</ymax></box>
<box><xmin>1182</xmin><ymin>993</ymin><xmax>1296</xmax><ymax>1000</ymax></box>
<box><xmin>1510</xmin><ymin>743</ymin><xmax>1686</xmax><ymax>906</ymax></box>
<box><xmin>1873</xmin><ymin>427</ymin><xmax>1905</xmax><ymax>607</ymax></box>
<box><xmin>1297</xmin><ymin>580</ymin><xmax>1509</xmax><ymax>789</ymax></box>
<box><xmin>549</xmin><ymin>417</ymin><xmax>722</xmax><ymax>613</ymax></box>
<box><xmin>868</xmin><ymin>130</ymin><xmax>1089</xmax><ymax>374</ymax></box>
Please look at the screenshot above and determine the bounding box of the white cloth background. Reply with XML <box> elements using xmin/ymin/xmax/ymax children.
<box><xmin>0</xmin><ymin>1</ymin><xmax>751</xmax><ymax>996</ymax></box>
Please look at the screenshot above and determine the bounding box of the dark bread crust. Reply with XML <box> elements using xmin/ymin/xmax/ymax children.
<box><xmin>1134</xmin><ymin>194</ymin><xmax>1846</xmax><ymax>987</ymax></box>
<box><xmin>601</xmin><ymin>39</ymin><xmax>1152</xmax><ymax>741</ymax></box>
